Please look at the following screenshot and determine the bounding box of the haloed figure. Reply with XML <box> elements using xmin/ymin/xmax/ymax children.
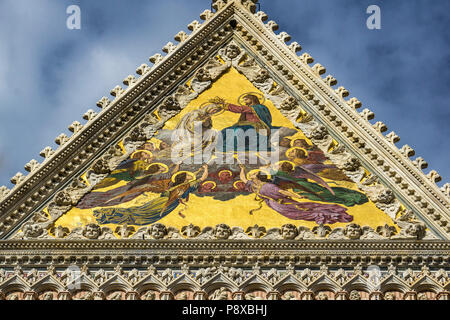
<box><xmin>93</xmin><ymin>165</ymin><xmax>209</xmax><ymax>225</ymax></box>
<box><xmin>239</xmin><ymin>165</ymin><xmax>353</xmax><ymax>225</ymax></box>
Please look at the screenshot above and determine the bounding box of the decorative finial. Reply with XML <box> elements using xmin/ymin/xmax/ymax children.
<box><xmin>212</xmin><ymin>0</ymin><xmax>259</xmax><ymax>13</ymax></box>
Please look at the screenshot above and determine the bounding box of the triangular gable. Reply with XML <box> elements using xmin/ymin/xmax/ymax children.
<box><xmin>0</xmin><ymin>0</ymin><xmax>448</xmax><ymax>242</ymax></box>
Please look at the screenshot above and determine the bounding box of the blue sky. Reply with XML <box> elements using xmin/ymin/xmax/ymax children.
<box><xmin>0</xmin><ymin>0</ymin><xmax>448</xmax><ymax>189</ymax></box>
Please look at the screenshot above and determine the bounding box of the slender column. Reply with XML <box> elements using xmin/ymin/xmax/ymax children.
<box><xmin>194</xmin><ymin>291</ymin><xmax>208</xmax><ymax>300</ymax></box>
<box><xmin>266</xmin><ymin>292</ymin><xmax>280</xmax><ymax>300</ymax></box>
<box><xmin>335</xmin><ymin>292</ymin><xmax>348</xmax><ymax>300</ymax></box>
<box><xmin>160</xmin><ymin>291</ymin><xmax>174</xmax><ymax>300</ymax></box>
<box><xmin>57</xmin><ymin>292</ymin><xmax>71</xmax><ymax>300</ymax></box>
<box><xmin>403</xmin><ymin>292</ymin><xmax>416</xmax><ymax>300</ymax></box>
<box><xmin>23</xmin><ymin>291</ymin><xmax>38</xmax><ymax>300</ymax></box>
<box><xmin>232</xmin><ymin>291</ymin><xmax>245</xmax><ymax>300</ymax></box>
<box><xmin>369</xmin><ymin>292</ymin><xmax>383</xmax><ymax>300</ymax></box>
<box><xmin>126</xmin><ymin>291</ymin><xmax>139</xmax><ymax>300</ymax></box>
<box><xmin>300</xmin><ymin>291</ymin><xmax>314</xmax><ymax>300</ymax></box>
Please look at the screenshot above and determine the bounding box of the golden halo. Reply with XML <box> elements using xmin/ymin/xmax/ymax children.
<box><xmin>171</xmin><ymin>171</ymin><xmax>196</xmax><ymax>183</ymax></box>
<box><xmin>233</xmin><ymin>180</ymin><xmax>246</xmax><ymax>189</ymax></box>
<box><xmin>201</xmin><ymin>181</ymin><xmax>217</xmax><ymax>189</ymax></box>
<box><xmin>218</xmin><ymin>169</ymin><xmax>233</xmax><ymax>177</ymax></box>
<box><xmin>275</xmin><ymin>161</ymin><xmax>296</xmax><ymax>169</ymax></box>
<box><xmin>247</xmin><ymin>169</ymin><xmax>272</xmax><ymax>181</ymax></box>
<box><xmin>290</xmin><ymin>138</ymin><xmax>312</xmax><ymax>148</ymax></box>
<box><xmin>149</xmin><ymin>162</ymin><xmax>169</xmax><ymax>174</ymax></box>
<box><xmin>131</xmin><ymin>150</ymin><xmax>153</xmax><ymax>159</ymax></box>
<box><xmin>285</xmin><ymin>147</ymin><xmax>308</xmax><ymax>159</ymax></box>
<box><xmin>200</xmin><ymin>101</ymin><xmax>225</xmax><ymax>116</ymax></box>
<box><xmin>238</xmin><ymin>92</ymin><xmax>266</xmax><ymax>105</ymax></box>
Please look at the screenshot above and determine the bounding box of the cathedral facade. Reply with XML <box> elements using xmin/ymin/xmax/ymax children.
<box><xmin>0</xmin><ymin>0</ymin><xmax>448</xmax><ymax>301</ymax></box>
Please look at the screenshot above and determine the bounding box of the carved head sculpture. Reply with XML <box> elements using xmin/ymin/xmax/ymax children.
<box><xmin>82</xmin><ymin>224</ymin><xmax>101</xmax><ymax>240</ymax></box>
<box><xmin>41</xmin><ymin>292</ymin><xmax>54</xmax><ymax>300</ymax></box>
<box><xmin>343</xmin><ymin>158</ymin><xmax>361</xmax><ymax>172</ymax></box>
<box><xmin>149</xmin><ymin>223</ymin><xmax>168</xmax><ymax>239</ymax></box>
<box><xmin>344</xmin><ymin>223</ymin><xmax>362</xmax><ymax>240</ymax></box>
<box><xmin>22</xmin><ymin>222</ymin><xmax>44</xmax><ymax>238</ymax></box>
<box><xmin>281</xmin><ymin>224</ymin><xmax>299</xmax><ymax>240</ymax></box>
<box><xmin>194</xmin><ymin>68</ymin><xmax>212</xmax><ymax>82</ymax></box>
<box><xmin>404</xmin><ymin>222</ymin><xmax>427</xmax><ymax>240</ymax></box>
<box><xmin>224</xmin><ymin>44</ymin><xmax>241</xmax><ymax>60</ymax></box>
<box><xmin>315</xmin><ymin>292</ymin><xmax>329</xmax><ymax>300</ymax></box>
<box><xmin>417</xmin><ymin>293</ymin><xmax>428</xmax><ymax>300</ymax></box>
<box><xmin>376</xmin><ymin>190</ymin><xmax>395</xmax><ymax>204</ymax></box>
<box><xmin>54</xmin><ymin>190</ymin><xmax>73</xmax><ymax>207</ymax></box>
<box><xmin>50</xmin><ymin>225</ymin><xmax>70</xmax><ymax>239</ymax></box>
<box><xmin>214</xmin><ymin>224</ymin><xmax>231</xmax><ymax>240</ymax></box>
<box><xmin>384</xmin><ymin>292</ymin><xmax>396</xmax><ymax>300</ymax></box>
<box><xmin>254</xmin><ymin>69</ymin><xmax>270</xmax><ymax>84</ymax></box>
<box><xmin>349</xmin><ymin>290</ymin><xmax>361</xmax><ymax>300</ymax></box>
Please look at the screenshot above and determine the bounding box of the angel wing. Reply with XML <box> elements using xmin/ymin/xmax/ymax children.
<box><xmin>229</xmin><ymin>227</ymin><xmax>251</xmax><ymax>239</ymax></box>
<box><xmin>167</xmin><ymin>227</ymin><xmax>184</xmax><ymax>239</ymax></box>
<box><xmin>272</xmin><ymin>175</ymin><xmax>325</xmax><ymax>201</ymax></box>
<box><xmin>196</xmin><ymin>227</ymin><xmax>215</xmax><ymax>240</ymax></box>
<box><xmin>361</xmin><ymin>226</ymin><xmax>384</xmax><ymax>239</ymax></box>
<box><xmin>99</xmin><ymin>227</ymin><xmax>116</xmax><ymax>240</ymax></box>
<box><xmin>131</xmin><ymin>227</ymin><xmax>150</xmax><ymax>239</ymax></box>
<box><xmin>297</xmin><ymin>226</ymin><xmax>316</xmax><ymax>240</ymax></box>
<box><xmin>293</xmin><ymin>166</ymin><xmax>335</xmax><ymax>195</ymax></box>
<box><xmin>104</xmin><ymin>179</ymin><xmax>171</xmax><ymax>204</ymax></box>
<box><xmin>263</xmin><ymin>228</ymin><xmax>282</xmax><ymax>240</ymax></box>
<box><xmin>65</xmin><ymin>227</ymin><xmax>85</xmax><ymax>240</ymax></box>
<box><xmin>328</xmin><ymin>227</ymin><xmax>346</xmax><ymax>240</ymax></box>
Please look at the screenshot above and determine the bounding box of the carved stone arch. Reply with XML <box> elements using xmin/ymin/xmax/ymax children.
<box><xmin>411</xmin><ymin>279</ymin><xmax>441</xmax><ymax>294</ymax></box>
<box><xmin>68</xmin><ymin>280</ymin><xmax>97</xmax><ymax>293</ymax></box>
<box><xmin>274</xmin><ymin>282</ymin><xmax>307</xmax><ymax>294</ymax></box>
<box><xmin>203</xmin><ymin>281</ymin><xmax>238</xmax><ymax>296</ymax></box>
<box><xmin>0</xmin><ymin>276</ymin><xmax>30</xmax><ymax>293</ymax></box>
<box><xmin>239</xmin><ymin>274</ymin><xmax>272</xmax><ymax>293</ymax></box>
<box><xmin>135</xmin><ymin>282</ymin><xmax>165</xmax><ymax>296</ymax></box>
<box><xmin>99</xmin><ymin>281</ymin><xmax>131</xmax><ymax>293</ymax></box>
<box><xmin>3</xmin><ymin>290</ymin><xmax>25</xmax><ymax>300</ymax></box>
<box><xmin>416</xmin><ymin>290</ymin><xmax>437</xmax><ymax>300</ymax></box>
<box><xmin>342</xmin><ymin>274</ymin><xmax>372</xmax><ymax>293</ymax></box>
<box><xmin>308</xmin><ymin>274</ymin><xmax>341</xmax><ymax>293</ymax></box>
<box><xmin>32</xmin><ymin>281</ymin><xmax>64</xmax><ymax>294</ymax></box>
<box><xmin>167</xmin><ymin>281</ymin><xmax>200</xmax><ymax>294</ymax></box>
<box><xmin>173</xmin><ymin>289</ymin><xmax>196</xmax><ymax>300</ymax></box>
<box><xmin>36</xmin><ymin>289</ymin><xmax>58</xmax><ymax>300</ymax></box>
<box><xmin>380</xmin><ymin>281</ymin><xmax>409</xmax><ymax>293</ymax></box>
<box><xmin>105</xmin><ymin>290</ymin><xmax>127</xmax><ymax>300</ymax></box>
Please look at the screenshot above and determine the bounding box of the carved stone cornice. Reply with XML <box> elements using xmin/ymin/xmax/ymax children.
<box><xmin>0</xmin><ymin>240</ymin><xmax>448</xmax><ymax>269</ymax></box>
<box><xmin>0</xmin><ymin>0</ymin><xmax>448</xmax><ymax>242</ymax></box>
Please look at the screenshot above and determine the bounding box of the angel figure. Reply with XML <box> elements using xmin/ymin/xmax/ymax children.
<box><xmin>239</xmin><ymin>165</ymin><xmax>353</xmax><ymax>225</ymax></box>
<box><xmin>77</xmin><ymin>163</ymin><xmax>177</xmax><ymax>209</ymax></box>
<box><xmin>93</xmin><ymin>165</ymin><xmax>209</xmax><ymax>226</ymax></box>
<box><xmin>268</xmin><ymin>161</ymin><xmax>368</xmax><ymax>207</ymax></box>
